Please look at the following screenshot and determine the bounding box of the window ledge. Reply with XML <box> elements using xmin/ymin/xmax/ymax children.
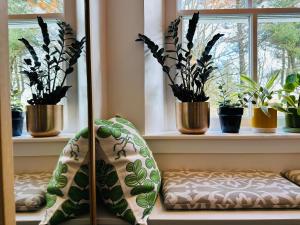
<box><xmin>13</xmin><ymin>133</ymin><xmax>74</xmax><ymax>143</ymax></box>
<box><xmin>143</xmin><ymin>130</ymin><xmax>300</xmax><ymax>140</ymax></box>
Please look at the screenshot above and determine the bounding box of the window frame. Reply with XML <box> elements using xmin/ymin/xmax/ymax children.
<box><xmin>164</xmin><ymin>0</ymin><xmax>300</xmax><ymax>129</ymax></box>
<box><xmin>8</xmin><ymin>0</ymin><xmax>80</xmax><ymax>133</ymax></box>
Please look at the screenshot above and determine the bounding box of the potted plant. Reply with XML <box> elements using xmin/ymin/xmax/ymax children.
<box><xmin>136</xmin><ymin>12</ymin><xmax>224</xmax><ymax>134</ymax></box>
<box><xmin>241</xmin><ymin>73</ymin><xmax>279</xmax><ymax>133</ymax></box>
<box><xmin>11</xmin><ymin>89</ymin><xmax>24</xmax><ymax>137</ymax></box>
<box><xmin>273</xmin><ymin>73</ymin><xmax>300</xmax><ymax>133</ymax></box>
<box><xmin>19</xmin><ymin>16</ymin><xmax>85</xmax><ymax>137</ymax></box>
<box><xmin>217</xmin><ymin>80</ymin><xmax>245</xmax><ymax>133</ymax></box>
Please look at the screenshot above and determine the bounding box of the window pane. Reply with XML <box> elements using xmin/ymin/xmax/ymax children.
<box><xmin>8</xmin><ymin>0</ymin><xmax>63</xmax><ymax>14</ymax></box>
<box><xmin>9</xmin><ymin>21</ymin><xmax>59</xmax><ymax>107</ymax></box>
<box><xmin>258</xmin><ymin>16</ymin><xmax>300</xmax><ymax>108</ymax></box>
<box><xmin>179</xmin><ymin>0</ymin><xmax>247</xmax><ymax>10</ymax></box>
<box><xmin>182</xmin><ymin>16</ymin><xmax>250</xmax><ymax>117</ymax></box>
<box><xmin>254</xmin><ymin>0</ymin><xmax>300</xmax><ymax>8</ymax></box>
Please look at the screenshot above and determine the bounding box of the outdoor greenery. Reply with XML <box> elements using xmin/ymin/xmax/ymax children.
<box><xmin>19</xmin><ymin>16</ymin><xmax>85</xmax><ymax>105</ymax></box>
<box><xmin>136</xmin><ymin>12</ymin><xmax>224</xmax><ymax>102</ymax></box>
<box><xmin>10</xmin><ymin>89</ymin><xmax>23</xmax><ymax>112</ymax></box>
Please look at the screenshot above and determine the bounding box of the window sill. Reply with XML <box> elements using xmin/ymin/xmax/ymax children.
<box><xmin>13</xmin><ymin>133</ymin><xmax>74</xmax><ymax>143</ymax></box>
<box><xmin>143</xmin><ymin>129</ymin><xmax>300</xmax><ymax>140</ymax></box>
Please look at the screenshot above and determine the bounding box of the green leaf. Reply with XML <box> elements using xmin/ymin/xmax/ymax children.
<box><xmin>150</xmin><ymin>170</ymin><xmax>160</xmax><ymax>184</ymax></box>
<box><xmin>110</xmin><ymin>185</ymin><xmax>123</xmax><ymax>202</ymax></box>
<box><xmin>47</xmin><ymin>185</ymin><xmax>63</xmax><ymax>197</ymax></box>
<box><xmin>68</xmin><ymin>186</ymin><xmax>86</xmax><ymax>202</ymax></box>
<box><xmin>140</xmin><ymin>147</ymin><xmax>150</xmax><ymax>157</ymax></box>
<box><xmin>74</xmin><ymin>172</ymin><xmax>89</xmax><ymax>188</ymax></box>
<box><xmin>75</xmin><ymin>127</ymin><xmax>89</xmax><ymax>139</ymax></box>
<box><xmin>297</xmin><ymin>108</ymin><xmax>300</xmax><ymax>116</ymax></box>
<box><xmin>133</xmin><ymin>160</ymin><xmax>142</xmax><ymax>173</ymax></box>
<box><xmin>143</xmin><ymin>207</ymin><xmax>152</xmax><ymax>218</ymax></box>
<box><xmin>46</xmin><ymin>193</ymin><xmax>57</xmax><ymax>208</ymax></box>
<box><xmin>130</xmin><ymin>183</ymin><xmax>155</xmax><ymax>196</ymax></box>
<box><xmin>125</xmin><ymin>174</ymin><xmax>139</xmax><ymax>187</ymax></box>
<box><xmin>122</xmin><ymin>209</ymin><xmax>136</xmax><ymax>224</ymax></box>
<box><xmin>111</xmin><ymin>128</ymin><xmax>122</xmax><ymax>138</ymax></box>
<box><xmin>265</xmin><ymin>72</ymin><xmax>279</xmax><ymax>90</ymax></box>
<box><xmin>126</xmin><ymin>162</ymin><xmax>134</xmax><ymax>172</ymax></box>
<box><xmin>105</xmin><ymin>171</ymin><xmax>118</xmax><ymax>187</ymax></box>
<box><xmin>56</xmin><ymin>175</ymin><xmax>68</xmax><ymax>188</ymax></box>
<box><xmin>145</xmin><ymin>158</ymin><xmax>155</xmax><ymax>169</ymax></box>
<box><xmin>133</xmin><ymin>134</ymin><xmax>145</xmax><ymax>147</ymax></box>
<box><xmin>97</xmin><ymin>126</ymin><xmax>111</xmax><ymax>138</ymax></box>
<box><xmin>61</xmin><ymin>200</ymin><xmax>77</xmax><ymax>215</ymax></box>
<box><xmin>49</xmin><ymin>210</ymin><xmax>67</xmax><ymax>225</ymax></box>
<box><xmin>136</xmin><ymin>194</ymin><xmax>149</xmax><ymax>208</ymax></box>
<box><xmin>136</xmin><ymin>168</ymin><xmax>147</xmax><ymax>183</ymax></box>
<box><xmin>111</xmin><ymin>199</ymin><xmax>128</xmax><ymax>215</ymax></box>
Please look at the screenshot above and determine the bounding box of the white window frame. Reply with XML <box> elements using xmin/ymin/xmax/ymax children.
<box><xmin>8</xmin><ymin>0</ymin><xmax>79</xmax><ymax>133</ymax></box>
<box><xmin>165</xmin><ymin>0</ymin><xmax>300</xmax><ymax>130</ymax></box>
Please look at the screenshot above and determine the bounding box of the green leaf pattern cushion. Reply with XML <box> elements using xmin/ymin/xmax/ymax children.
<box><xmin>41</xmin><ymin>117</ymin><xmax>160</xmax><ymax>225</ymax></box>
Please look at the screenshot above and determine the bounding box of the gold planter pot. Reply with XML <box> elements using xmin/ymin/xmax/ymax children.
<box><xmin>26</xmin><ymin>105</ymin><xmax>63</xmax><ymax>137</ymax></box>
<box><xmin>252</xmin><ymin>107</ymin><xmax>277</xmax><ymax>133</ymax></box>
<box><xmin>176</xmin><ymin>102</ymin><xmax>210</xmax><ymax>134</ymax></box>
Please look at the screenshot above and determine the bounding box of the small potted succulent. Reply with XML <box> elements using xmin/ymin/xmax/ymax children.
<box><xmin>217</xmin><ymin>80</ymin><xmax>245</xmax><ymax>133</ymax></box>
<box><xmin>136</xmin><ymin>12</ymin><xmax>224</xmax><ymax>134</ymax></box>
<box><xmin>11</xmin><ymin>89</ymin><xmax>24</xmax><ymax>137</ymax></box>
<box><xmin>19</xmin><ymin>17</ymin><xmax>85</xmax><ymax>137</ymax></box>
<box><xmin>241</xmin><ymin>73</ymin><xmax>279</xmax><ymax>133</ymax></box>
<box><xmin>273</xmin><ymin>73</ymin><xmax>300</xmax><ymax>133</ymax></box>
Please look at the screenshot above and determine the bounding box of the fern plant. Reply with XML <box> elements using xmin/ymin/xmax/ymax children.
<box><xmin>136</xmin><ymin>12</ymin><xmax>224</xmax><ymax>102</ymax></box>
<box><xmin>19</xmin><ymin>16</ymin><xmax>86</xmax><ymax>105</ymax></box>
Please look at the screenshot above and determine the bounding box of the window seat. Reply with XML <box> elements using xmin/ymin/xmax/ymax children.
<box><xmin>16</xmin><ymin>196</ymin><xmax>300</xmax><ymax>225</ymax></box>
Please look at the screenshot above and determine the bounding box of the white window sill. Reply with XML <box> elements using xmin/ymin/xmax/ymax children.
<box><xmin>13</xmin><ymin>130</ymin><xmax>300</xmax><ymax>157</ymax></box>
<box><xmin>13</xmin><ymin>133</ymin><xmax>74</xmax><ymax>143</ymax></box>
<box><xmin>143</xmin><ymin>129</ymin><xmax>300</xmax><ymax>140</ymax></box>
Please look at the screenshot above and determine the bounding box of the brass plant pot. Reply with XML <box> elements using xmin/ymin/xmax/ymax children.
<box><xmin>26</xmin><ymin>105</ymin><xmax>63</xmax><ymax>137</ymax></box>
<box><xmin>176</xmin><ymin>102</ymin><xmax>210</xmax><ymax>134</ymax></box>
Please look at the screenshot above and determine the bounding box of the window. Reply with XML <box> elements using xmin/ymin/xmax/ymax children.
<box><xmin>8</xmin><ymin>0</ymin><xmax>80</xmax><ymax>133</ymax></box>
<box><xmin>172</xmin><ymin>0</ymin><xmax>300</xmax><ymax>124</ymax></box>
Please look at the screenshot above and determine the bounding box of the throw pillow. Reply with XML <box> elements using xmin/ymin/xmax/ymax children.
<box><xmin>41</xmin><ymin>117</ymin><xmax>160</xmax><ymax>225</ymax></box>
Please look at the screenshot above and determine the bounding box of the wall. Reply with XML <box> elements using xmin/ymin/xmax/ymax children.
<box><xmin>106</xmin><ymin>0</ymin><xmax>145</xmax><ymax>132</ymax></box>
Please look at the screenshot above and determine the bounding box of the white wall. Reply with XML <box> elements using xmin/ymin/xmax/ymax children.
<box><xmin>106</xmin><ymin>0</ymin><xmax>145</xmax><ymax>132</ymax></box>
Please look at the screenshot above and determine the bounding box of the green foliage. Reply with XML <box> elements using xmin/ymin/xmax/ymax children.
<box><xmin>217</xmin><ymin>79</ymin><xmax>246</xmax><ymax>108</ymax></box>
<box><xmin>240</xmin><ymin>72</ymin><xmax>279</xmax><ymax>115</ymax></box>
<box><xmin>136</xmin><ymin>12</ymin><xmax>224</xmax><ymax>102</ymax></box>
<box><xmin>10</xmin><ymin>89</ymin><xmax>23</xmax><ymax>111</ymax></box>
<box><xmin>273</xmin><ymin>73</ymin><xmax>300</xmax><ymax>115</ymax></box>
<box><xmin>19</xmin><ymin>16</ymin><xmax>85</xmax><ymax>105</ymax></box>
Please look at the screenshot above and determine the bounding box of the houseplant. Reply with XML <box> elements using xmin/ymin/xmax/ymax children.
<box><xmin>241</xmin><ymin>73</ymin><xmax>279</xmax><ymax>133</ymax></box>
<box><xmin>19</xmin><ymin>16</ymin><xmax>85</xmax><ymax>137</ymax></box>
<box><xmin>11</xmin><ymin>89</ymin><xmax>24</xmax><ymax>136</ymax></box>
<box><xmin>273</xmin><ymin>73</ymin><xmax>300</xmax><ymax>133</ymax></box>
<box><xmin>217</xmin><ymin>80</ymin><xmax>245</xmax><ymax>133</ymax></box>
<box><xmin>136</xmin><ymin>12</ymin><xmax>224</xmax><ymax>134</ymax></box>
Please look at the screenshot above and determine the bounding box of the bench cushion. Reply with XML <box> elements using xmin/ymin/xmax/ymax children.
<box><xmin>282</xmin><ymin>170</ymin><xmax>300</xmax><ymax>186</ymax></box>
<box><xmin>162</xmin><ymin>170</ymin><xmax>300</xmax><ymax>210</ymax></box>
<box><xmin>15</xmin><ymin>172</ymin><xmax>52</xmax><ymax>212</ymax></box>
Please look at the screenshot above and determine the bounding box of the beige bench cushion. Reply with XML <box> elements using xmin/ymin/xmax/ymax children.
<box><xmin>14</xmin><ymin>172</ymin><xmax>52</xmax><ymax>212</ymax></box>
<box><xmin>282</xmin><ymin>170</ymin><xmax>300</xmax><ymax>186</ymax></box>
<box><xmin>162</xmin><ymin>170</ymin><xmax>300</xmax><ymax>210</ymax></box>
